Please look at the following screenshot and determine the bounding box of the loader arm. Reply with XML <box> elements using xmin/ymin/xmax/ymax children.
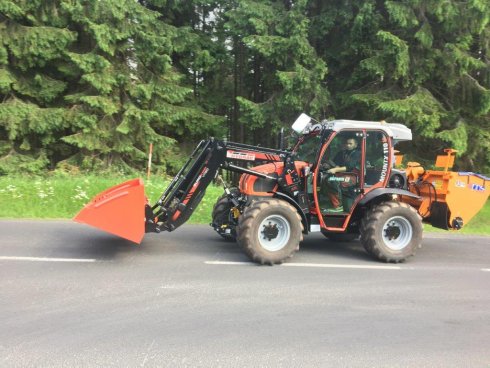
<box><xmin>76</xmin><ymin>138</ymin><xmax>288</xmax><ymax>243</ymax></box>
<box><xmin>147</xmin><ymin>138</ymin><xmax>288</xmax><ymax>234</ymax></box>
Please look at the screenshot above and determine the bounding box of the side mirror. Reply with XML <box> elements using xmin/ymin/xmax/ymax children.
<box><xmin>292</xmin><ymin>113</ymin><xmax>312</xmax><ymax>134</ymax></box>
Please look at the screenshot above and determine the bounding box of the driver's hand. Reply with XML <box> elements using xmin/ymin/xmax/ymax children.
<box><xmin>327</xmin><ymin>168</ymin><xmax>335</xmax><ymax>174</ymax></box>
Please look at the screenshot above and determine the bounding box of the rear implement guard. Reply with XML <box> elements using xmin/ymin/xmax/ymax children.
<box><xmin>404</xmin><ymin>149</ymin><xmax>489</xmax><ymax>230</ymax></box>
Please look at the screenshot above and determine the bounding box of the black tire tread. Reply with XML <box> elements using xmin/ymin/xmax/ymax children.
<box><xmin>211</xmin><ymin>190</ymin><xmax>239</xmax><ymax>241</ymax></box>
<box><xmin>237</xmin><ymin>199</ymin><xmax>303</xmax><ymax>265</ymax></box>
<box><xmin>360</xmin><ymin>201</ymin><xmax>422</xmax><ymax>263</ymax></box>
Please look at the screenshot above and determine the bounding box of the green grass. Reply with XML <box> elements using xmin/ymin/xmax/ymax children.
<box><xmin>0</xmin><ymin>175</ymin><xmax>488</xmax><ymax>235</ymax></box>
<box><xmin>0</xmin><ymin>175</ymin><xmax>223</xmax><ymax>224</ymax></box>
<box><xmin>424</xmin><ymin>199</ymin><xmax>490</xmax><ymax>236</ymax></box>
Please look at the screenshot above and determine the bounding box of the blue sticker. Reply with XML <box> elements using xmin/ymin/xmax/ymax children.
<box><xmin>470</xmin><ymin>184</ymin><xmax>485</xmax><ymax>192</ymax></box>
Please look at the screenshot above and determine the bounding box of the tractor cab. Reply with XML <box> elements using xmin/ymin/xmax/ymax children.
<box><xmin>291</xmin><ymin>116</ymin><xmax>412</xmax><ymax>232</ymax></box>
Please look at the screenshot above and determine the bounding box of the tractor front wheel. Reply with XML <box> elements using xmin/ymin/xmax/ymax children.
<box><xmin>211</xmin><ymin>191</ymin><xmax>239</xmax><ymax>241</ymax></box>
<box><xmin>237</xmin><ymin>199</ymin><xmax>303</xmax><ymax>265</ymax></box>
<box><xmin>360</xmin><ymin>201</ymin><xmax>422</xmax><ymax>263</ymax></box>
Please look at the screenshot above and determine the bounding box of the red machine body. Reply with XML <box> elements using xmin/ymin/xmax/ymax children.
<box><xmin>75</xmin><ymin>116</ymin><xmax>489</xmax><ymax>265</ymax></box>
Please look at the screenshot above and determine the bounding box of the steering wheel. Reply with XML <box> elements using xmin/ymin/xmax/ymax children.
<box><xmin>320</xmin><ymin>159</ymin><xmax>337</xmax><ymax>171</ymax></box>
<box><xmin>319</xmin><ymin>159</ymin><xmax>337</xmax><ymax>184</ymax></box>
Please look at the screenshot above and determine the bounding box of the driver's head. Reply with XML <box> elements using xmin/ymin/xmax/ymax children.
<box><xmin>344</xmin><ymin>138</ymin><xmax>358</xmax><ymax>151</ymax></box>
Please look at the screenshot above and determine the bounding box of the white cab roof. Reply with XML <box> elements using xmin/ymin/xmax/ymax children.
<box><xmin>311</xmin><ymin>119</ymin><xmax>412</xmax><ymax>142</ymax></box>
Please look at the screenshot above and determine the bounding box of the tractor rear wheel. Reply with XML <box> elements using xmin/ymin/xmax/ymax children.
<box><xmin>237</xmin><ymin>199</ymin><xmax>303</xmax><ymax>265</ymax></box>
<box><xmin>360</xmin><ymin>201</ymin><xmax>422</xmax><ymax>263</ymax></box>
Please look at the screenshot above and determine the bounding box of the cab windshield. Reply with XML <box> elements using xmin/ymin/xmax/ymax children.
<box><xmin>293</xmin><ymin>133</ymin><xmax>323</xmax><ymax>164</ymax></box>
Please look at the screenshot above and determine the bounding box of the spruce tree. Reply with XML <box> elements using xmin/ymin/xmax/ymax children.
<box><xmin>1</xmin><ymin>0</ymin><xmax>489</xmax><ymax>174</ymax></box>
<box><xmin>143</xmin><ymin>0</ymin><xmax>229</xmax><ymax>140</ymax></box>
<box><xmin>0</xmin><ymin>0</ymin><xmax>222</xmax><ymax>174</ymax></box>
<box><xmin>0</xmin><ymin>0</ymin><xmax>75</xmax><ymax>173</ymax></box>
<box><xmin>308</xmin><ymin>0</ymin><xmax>490</xmax><ymax>172</ymax></box>
<box><xmin>224</xmin><ymin>0</ymin><xmax>330</xmax><ymax>146</ymax></box>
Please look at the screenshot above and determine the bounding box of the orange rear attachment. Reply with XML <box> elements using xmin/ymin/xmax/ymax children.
<box><xmin>404</xmin><ymin>149</ymin><xmax>489</xmax><ymax>230</ymax></box>
<box><xmin>74</xmin><ymin>178</ymin><xmax>146</xmax><ymax>243</ymax></box>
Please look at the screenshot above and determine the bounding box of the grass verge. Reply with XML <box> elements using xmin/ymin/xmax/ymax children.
<box><xmin>0</xmin><ymin>175</ymin><xmax>488</xmax><ymax>235</ymax></box>
<box><xmin>423</xmin><ymin>197</ymin><xmax>490</xmax><ymax>236</ymax></box>
<box><xmin>0</xmin><ymin>175</ymin><xmax>223</xmax><ymax>224</ymax></box>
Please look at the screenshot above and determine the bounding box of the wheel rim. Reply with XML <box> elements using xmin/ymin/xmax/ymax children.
<box><xmin>382</xmin><ymin>216</ymin><xmax>413</xmax><ymax>251</ymax></box>
<box><xmin>258</xmin><ymin>215</ymin><xmax>291</xmax><ymax>251</ymax></box>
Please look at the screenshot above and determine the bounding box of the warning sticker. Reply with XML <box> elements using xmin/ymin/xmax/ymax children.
<box><xmin>432</xmin><ymin>180</ymin><xmax>443</xmax><ymax>190</ymax></box>
<box><xmin>226</xmin><ymin>151</ymin><xmax>256</xmax><ymax>161</ymax></box>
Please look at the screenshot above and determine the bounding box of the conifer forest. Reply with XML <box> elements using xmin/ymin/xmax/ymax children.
<box><xmin>1</xmin><ymin>1</ymin><xmax>489</xmax><ymax>175</ymax></box>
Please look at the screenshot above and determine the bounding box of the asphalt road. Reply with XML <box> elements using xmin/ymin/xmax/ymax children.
<box><xmin>1</xmin><ymin>220</ymin><xmax>489</xmax><ymax>367</ymax></box>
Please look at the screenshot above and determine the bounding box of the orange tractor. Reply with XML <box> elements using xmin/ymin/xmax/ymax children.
<box><xmin>75</xmin><ymin>114</ymin><xmax>489</xmax><ymax>264</ymax></box>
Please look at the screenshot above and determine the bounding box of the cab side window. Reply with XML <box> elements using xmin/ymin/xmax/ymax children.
<box><xmin>365</xmin><ymin>131</ymin><xmax>390</xmax><ymax>186</ymax></box>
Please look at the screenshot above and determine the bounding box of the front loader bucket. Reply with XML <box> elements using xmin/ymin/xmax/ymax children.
<box><xmin>74</xmin><ymin>178</ymin><xmax>146</xmax><ymax>243</ymax></box>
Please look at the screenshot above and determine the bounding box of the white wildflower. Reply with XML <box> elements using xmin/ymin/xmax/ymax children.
<box><xmin>73</xmin><ymin>186</ymin><xmax>89</xmax><ymax>201</ymax></box>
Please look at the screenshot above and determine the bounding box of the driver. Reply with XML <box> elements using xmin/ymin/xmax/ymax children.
<box><xmin>324</xmin><ymin>137</ymin><xmax>361</xmax><ymax>212</ymax></box>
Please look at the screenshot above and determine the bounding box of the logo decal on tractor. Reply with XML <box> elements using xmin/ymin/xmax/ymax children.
<box><xmin>379</xmin><ymin>142</ymin><xmax>389</xmax><ymax>182</ymax></box>
<box><xmin>470</xmin><ymin>184</ymin><xmax>485</xmax><ymax>192</ymax></box>
<box><xmin>455</xmin><ymin>180</ymin><xmax>466</xmax><ymax>188</ymax></box>
<box><xmin>226</xmin><ymin>151</ymin><xmax>256</xmax><ymax>161</ymax></box>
